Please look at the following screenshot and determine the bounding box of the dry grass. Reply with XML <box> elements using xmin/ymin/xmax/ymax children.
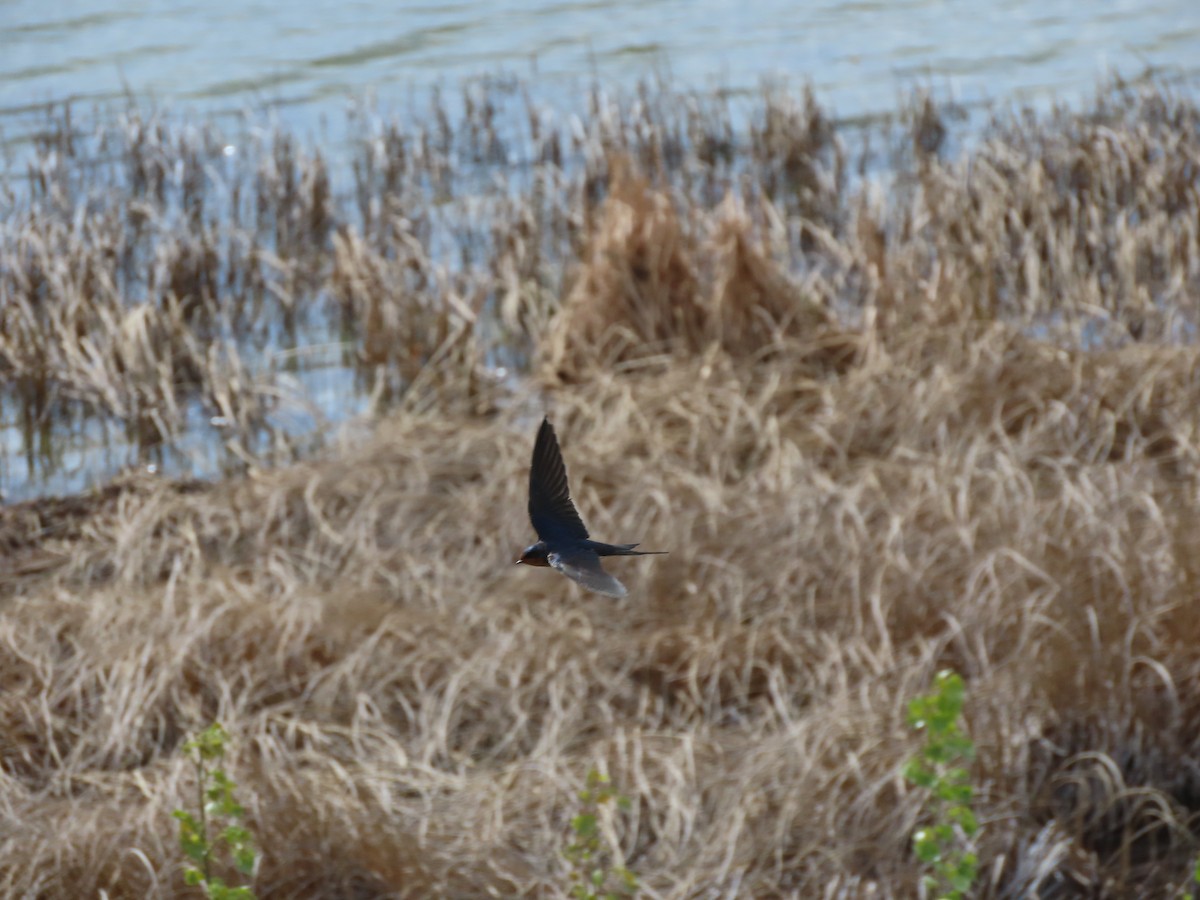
<box><xmin>3</xmin><ymin>74</ymin><xmax>1200</xmax><ymax>897</ymax></box>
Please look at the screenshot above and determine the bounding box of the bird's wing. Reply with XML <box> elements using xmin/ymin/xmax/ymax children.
<box><xmin>548</xmin><ymin>547</ymin><xmax>627</xmax><ymax>598</ymax></box>
<box><xmin>528</xmin><ymin>418</ymin><xmax>590</xmax><ymax>542</ymax></box>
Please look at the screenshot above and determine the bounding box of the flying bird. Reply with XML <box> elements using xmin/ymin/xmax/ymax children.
<box><xmin>515</xmin><ymin>417</ymin><xmax>666</xmax><ymax>598</ymax></box>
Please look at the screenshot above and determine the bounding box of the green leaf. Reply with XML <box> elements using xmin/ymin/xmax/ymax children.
<box><xmin>949</xmin><ymin>805</ymin><xmax>978</xmax><ymax>835</ymax></box>
<box><xmin>177</xmin><ymin>823</ymin><xmax>208</xmax><ymax>864</ymax></box>
<box><xmin>937</xmin><ymin>780</ymin><xmax>973</xmax><ymax>805</ymax></box>
<box><xmin>903</xmin><ymin>759</ymin><xmax>935</xmax><ymax>787</ymax></box>
<box><xmin>949</xmin><ymin>853</ymin><xmax>978</xmax><ymax>889</ymax></box>
<box><xmin>191</xmin><ymin>723</ymin><xmax>231</xmax><ymax>762</ymax></box>
<box><xmin>572</xmin><ymin>814</ymin><xmax>597</xmax><ymax>838</ymax></box>
<box><xmin>913</xmin><ymin>829</ymin><xmax>940</xmax><ymax>863</ymax></box>
<box><xmin>234</xmin><ymin>845</ymin><xmax>257</xmax><ymax>874</ymax></box>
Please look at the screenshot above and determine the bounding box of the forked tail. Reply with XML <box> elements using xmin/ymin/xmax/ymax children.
<box><xmin>588</xmin><ymin>541</ymin><xmax>669</xmax><ymax>557</ymax></box>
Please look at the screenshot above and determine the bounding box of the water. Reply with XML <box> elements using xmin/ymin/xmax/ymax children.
<box><xmin>3</xmin><ymin>0</ymin><xmax>1199</xmax><ymax>141</ymax></box>
<box><xmin>1</xmin><ymin>0</ymin><xmax>1199</xmax><ymax>501</ymax></box>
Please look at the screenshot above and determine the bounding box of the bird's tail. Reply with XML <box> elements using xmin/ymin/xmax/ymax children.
<box><xmin>588</xmin><ymin>541</ymin><xmax>668</xmax><ymax>557</ymax></box>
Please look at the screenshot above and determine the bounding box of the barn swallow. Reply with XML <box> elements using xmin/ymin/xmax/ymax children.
<box><xmin>515</xmin><ymin>417</ymin><xmax>666</xmax><ymax>598</ymax></box>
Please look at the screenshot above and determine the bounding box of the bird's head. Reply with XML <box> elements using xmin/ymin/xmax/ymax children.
<box><xmin>515</xmin><ymin>542</ymin><xmax>551</xmax><ymax>567</ymax></box>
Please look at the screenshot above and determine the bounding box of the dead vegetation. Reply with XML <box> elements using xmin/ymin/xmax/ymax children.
<box><xmin>2</xmin><ymin>73</ymin><xmax>1200</xmax><ymax>897</ymax></box>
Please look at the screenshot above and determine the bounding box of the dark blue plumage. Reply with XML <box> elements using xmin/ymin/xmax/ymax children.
<box><xmin>516</xmin><ymin>417</ymin><xmax>665</xmax><ymax>597</ymax></box>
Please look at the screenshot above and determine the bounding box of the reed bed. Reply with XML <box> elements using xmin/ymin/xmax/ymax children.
<box><xmin>2</xmin><ymin>73</ymin><xmax>1200</xmax><ymax>897</ymax></box>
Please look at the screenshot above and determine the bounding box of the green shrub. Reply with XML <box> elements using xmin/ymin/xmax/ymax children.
<box><xmin>563</xmin><ymin>768</ymin><xmax>638</xmax><ymax>900</ymax></box>
<box><xmin>172</xmin><ymin>723</ymin><xmax>258</xmax><ymax>899</ymax></box>
<box><xmin>1183</xmin><ymin>852</ymin><xmax>1200</xmax><ymax>899</ymax></box>
<box><xmin>902</xmin><ymin>670</ymin><xmax>978</xmax><ymax>900</ymax></box>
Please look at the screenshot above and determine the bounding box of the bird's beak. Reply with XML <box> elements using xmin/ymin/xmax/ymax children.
<box><xmin>514</xmin><ymin>558</ymin><xmax>523</xmax><ymax>565</ymax></box>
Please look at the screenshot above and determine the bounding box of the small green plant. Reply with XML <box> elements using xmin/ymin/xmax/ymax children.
<box><xmin>173</xmin><ymin>723</ymin><xmax>258</xmax><ymax>900</ymax></box>
<box><xmin>563</xmin><ymin>768</ymin><xmax>639</xmax><ymax>900</ymax></box>
<box><xmin>1183</xmin><ymin>851</ymin><xmax>1200</xmax><ymax>899</ymax></box>
<box><xmin>902</xmin><ymin>670</ymin><xmax>978</xmax><ymax>900</ymax></box>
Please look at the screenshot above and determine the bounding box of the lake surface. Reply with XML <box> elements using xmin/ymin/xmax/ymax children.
<box><xmin>2</xmin><ymin>0</ymin><xmax>1199</xmax><ymax>501</ymax></box>
<box><xmin>3</xmin><ymin>0</ymin><xmax>1199</xmax><ymax>141</ymax></box>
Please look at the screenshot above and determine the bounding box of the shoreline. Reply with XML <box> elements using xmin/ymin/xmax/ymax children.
<box><xmin>2</xmin><ymin>72</ymin><xmax>1194</xmax><ymax>502</ymax></box>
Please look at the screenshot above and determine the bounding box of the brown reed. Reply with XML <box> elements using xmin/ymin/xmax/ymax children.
<box><xmin>2</xmin><ymin>73</ymin><xmax>1200</xmax><ymax>897</ymax></box>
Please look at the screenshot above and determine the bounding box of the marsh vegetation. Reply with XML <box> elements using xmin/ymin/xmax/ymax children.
<box><xmin>2</xmin><ymin>73</ymin><xmax>1200</xmax><ymax>896</ymax></box>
